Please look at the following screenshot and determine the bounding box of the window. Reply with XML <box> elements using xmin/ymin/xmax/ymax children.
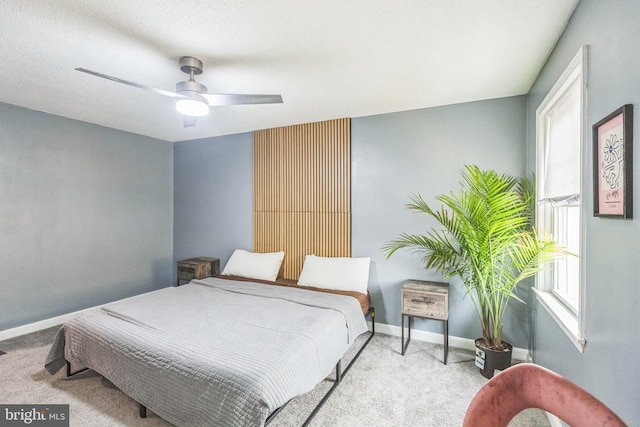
<box><xmin>535</xmin><ymin>47</ymin><xmax>586</xmax><ymax>352</ymax></box>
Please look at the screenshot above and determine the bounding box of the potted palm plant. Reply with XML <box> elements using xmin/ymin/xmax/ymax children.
<box><xmin>384</xmin><ymin>165</ymin><xmax>561</xmax><ymax>378</ymax></box>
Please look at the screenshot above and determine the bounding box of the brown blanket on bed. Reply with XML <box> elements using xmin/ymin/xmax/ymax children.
<box><xmin>217</xmin><ymin>274</ymin><xmax>371</xmax><ymax>314</ymax></box>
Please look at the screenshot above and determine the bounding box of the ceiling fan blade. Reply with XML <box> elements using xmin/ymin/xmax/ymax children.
<box><xmin>183</xmin><ymin>116</ymin><xmax>198</xmax><ymax>127</ymax></box>
<box><xmin>202</xmin><ymin>93</ymin><xmax>283</xmax><ymax>106</ymax></box>
<box><xmin>75</xmin><ymin>68</ymin><xmax>184</xmax><ymax>99</ymax></box>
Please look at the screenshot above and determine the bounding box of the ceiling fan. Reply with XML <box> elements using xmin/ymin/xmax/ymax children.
<box><xmin>76</xmin><ymin>56</ymin><xmax>283</xmax><ymax>127</ymax></box>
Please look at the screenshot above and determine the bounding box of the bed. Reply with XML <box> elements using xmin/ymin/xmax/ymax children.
<box><xmin>45</xmin><ymin>273</ymin><xmax>374</xmax><ymax>426</ymax></box>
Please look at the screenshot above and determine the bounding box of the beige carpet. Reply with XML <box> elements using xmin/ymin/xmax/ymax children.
<box><xmin>0</xmin><ymin>326</ymin><xmax>549</xmax><ymax>426</ymax></box>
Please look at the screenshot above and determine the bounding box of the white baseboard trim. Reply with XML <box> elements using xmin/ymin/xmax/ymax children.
<box><xmin>0</xmin><ymin>288</ymin><xmax>171</xmax><ymax>341</ymax></box>
<box><xmin>368</xmin><ymin>321</ymin><xmax>529</xmax><ymax>361</ymax></box>
<box><xmin>0</xmin><ymin>310</ymin><xmax>89</xmax><ymax>341</ymax></box>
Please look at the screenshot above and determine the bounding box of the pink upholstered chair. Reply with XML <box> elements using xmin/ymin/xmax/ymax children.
<box><xmin>463</xmin><ymin>363</ymin><xmax>626</xmax><ymax>427</ymax></box>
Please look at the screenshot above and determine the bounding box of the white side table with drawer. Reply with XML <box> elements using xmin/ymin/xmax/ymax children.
<box><xmin>401</xmin><ymin>279</ymin><xmax>449</xmax><ymax>364</ymax></box>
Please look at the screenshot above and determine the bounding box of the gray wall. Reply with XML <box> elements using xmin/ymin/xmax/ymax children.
<box><xmin>173</xmin><ymin>133</ymin><xmax>253</xmax><ymax>272</ymax></box>
<box><xmin>352</xmin><ymin>96</ymin><xmax>527</xmax><ymax>346</ymax></box>
<box><xmin>173</xmin><ymin>96</ymin><xmax>528</xmax><ymax>348</ymax></box>
<box><xmin>525</xmin><ymin>0</ymin><xmax>640</xmax><ymax>423</ymax></box>
<box><xmin>0</xmin><ymin>103</ymin><xmax>174</xmax><ymax>331</ymax></box>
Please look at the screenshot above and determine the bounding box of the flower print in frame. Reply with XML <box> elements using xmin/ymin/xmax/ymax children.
<box><xmin>593</xmin><ymin>104</ymin><xmax>633</xmax><ymax>218</ymax></box>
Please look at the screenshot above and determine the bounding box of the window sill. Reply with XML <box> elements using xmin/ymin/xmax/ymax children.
<box><xmin>533</xmin><ymin>288</ymin><xmax>585</xmax><ymax>353</ymax></box>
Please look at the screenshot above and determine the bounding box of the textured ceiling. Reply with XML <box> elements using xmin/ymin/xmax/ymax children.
<box><xmin>0</xmin><ymin>1</ymin><xmax>578</xmax><ymax>142</ymax></box>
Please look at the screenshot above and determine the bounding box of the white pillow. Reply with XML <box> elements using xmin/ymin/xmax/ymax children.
<box><xmin>297</xmin><ymin>255</ymin><xmax>370</xmax><ymax>294</ymax></box>
<box><xmin>221</xmin><ymin>249</ymin><xmax>284</xmax><ymax>281</ymax></box>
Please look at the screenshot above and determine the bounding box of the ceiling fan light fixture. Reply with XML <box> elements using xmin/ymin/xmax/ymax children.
<box><xmin>76</xmin><ymin>56</ymin><xmax>282</xmax><ymax>127</ymax></box>
<box><xmin>175</xmin><ymin>79</ymin><xmax>209</xmax><ymax>117</ymax></box>
<box><xmin>176</xmin><ymin>95</ymin><xmax>209</xmax><ymax>117</ymax></box>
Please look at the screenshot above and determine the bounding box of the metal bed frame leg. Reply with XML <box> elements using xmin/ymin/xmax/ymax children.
<box><xmin>368</xmin><ymin>307</ymin><xmax>375</xmax><ymax>337</ymax></box>
<box><xmin>66</xmin><ymin>360</ymin><xmax>149</xmax><ymax>419</ymax></box>
<box><xmin>66</xmin><ymin>361</ymin><xmax>89</xmax><ymax>377</ymax></box>
<box><xmin>266</xmin><ymin>306</ymin><xmax>375</xmax><ymax>426</ymax></box>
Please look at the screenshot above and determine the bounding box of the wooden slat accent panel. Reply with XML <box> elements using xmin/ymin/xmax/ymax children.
<box><xmin>254</xmin><ymin>118</ymin><xmax>351</xmax><ymax>279</ymax></box>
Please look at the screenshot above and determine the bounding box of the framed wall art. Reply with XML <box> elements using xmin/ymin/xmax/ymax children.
<box><xmin>593</xmin><ymin>104</ymin><xmax>633</xmax><ymax>218</ymax></box>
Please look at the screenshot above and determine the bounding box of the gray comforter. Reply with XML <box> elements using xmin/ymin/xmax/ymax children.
<box><xmin>45</xmin><ymin>277</ymin><xmax>369</xmax><ymax>426</ymax></box>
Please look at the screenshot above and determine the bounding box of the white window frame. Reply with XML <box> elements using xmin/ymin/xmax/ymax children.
<box><xmin>534</xmin><ymin>47</ymin><xmax>587</xmax><ymax>353</ymax></box>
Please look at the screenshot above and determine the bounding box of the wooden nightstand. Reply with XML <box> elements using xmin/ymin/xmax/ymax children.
<box><xmin>176</xmin><ymin>257</ymin><xmax>220</xmax><ymax>286</ymax></box>
<box><xmin>401</xmin><ymin>279</ymin><xmax>449</xmax><ymax>364</ymax></box>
